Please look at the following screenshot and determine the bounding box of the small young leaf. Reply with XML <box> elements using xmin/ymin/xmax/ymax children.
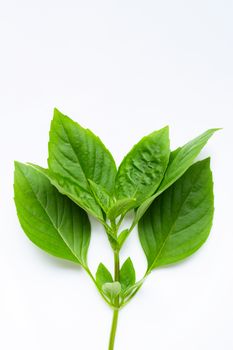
<box><xmin>96</xmin><ymin>263</ymin><xmax>113</xmax><ymax>289</ymax></box>
<box><xmin>102</xmin><ymin>282</ymin><xmax>121</xmax><ymax>301</ymax></box>
<box><xmin>14</xmin><ymin>162</ymin><xmax>91</xmax><ymax>266</ymax></box>
<box><xmin>133</xmin><ymin>129</ymin><xmax>219</xmax><ymax>225</ymax></box>
<box><xmin>89</xmin><ymin>180</ymin><xmax>113</xmax><ymax>214</ymax></box>
<box><xmin>115</xmin><ymin>126</ymin><xmax>170</xmax><ymax>206</ymax></box>
<box><xmin>138</xmin><ymin>158</ymin><xmax>214</xmax><ymax>271</ymax></box>
<box><xmin>118</xmin><ymin>229</ymin><xmax>129</xmax><ymax>248</ymax></box>
<box><xmin>107</xmin><ymin>198</ymin><xmax>136</xmax><ymax>220</ymax></box>
<box><xmin>122</xmin><ymin>279</ymin><xmax>145</xmax><ymax>300</ymax></box>
<box><xmin>120</xmin><ymin>258</ymin><xmax>136</xmax><ymax>294</ymax></box>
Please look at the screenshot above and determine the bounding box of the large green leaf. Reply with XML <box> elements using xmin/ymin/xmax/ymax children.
<box><xmin>115</xmin><ymin>126</ymin><xmax>170</xmax><ymax>206</ymax></box>
<box><xmin>138</xmin><ymin>158</ymin><xmax>214</xmax><ymax>271</ymax></box>
<box><xmin>47</xmin><ymin>108</ymin><xmax>117</xmax><ymax>219</ymax></box>
<box><xmin>14</xmin><ymin>162</ymin><xmax>91</xmax><ymax>266</ymax></box>
<box><xmin>134</xmin><ymin>128</ymin><xmax>218</xmax><ymax>225</ymax></box>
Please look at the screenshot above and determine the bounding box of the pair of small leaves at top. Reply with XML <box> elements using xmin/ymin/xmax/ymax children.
<box><xmin>96</xmin><ymin>258</ymin><xmax>136</xmax><ymax>302</ymax></box>
<box><xmin>14</xmin><ymin>108</ymin><xmax>218</xmax><ymax>273</ymax></box>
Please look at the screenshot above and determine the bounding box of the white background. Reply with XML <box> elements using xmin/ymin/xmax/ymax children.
<box><xmin>0</xmin><ymin>1</ymin><xmax>233</xmax><ymax>349</ymax></box>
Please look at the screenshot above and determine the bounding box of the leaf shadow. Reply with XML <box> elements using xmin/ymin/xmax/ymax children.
<box><xmin>156</xmin><ymin>244</ymin><xmax>208</xmax><ymax>271</ymax></box>
<box><xmin>32</xmin><ymin>247</ymin><xmax>82</xmax><ymax>272</ymax></box>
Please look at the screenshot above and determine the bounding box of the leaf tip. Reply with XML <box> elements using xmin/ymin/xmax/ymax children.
<box><xmin>52</xmin><ymin>108</ymin><xmax>68</xmax><ymax>123</ymax></box>
<box><xmin>202</xmin><ymin>156</ymin><xmax>211</xmax><ymax>167</ymax></box>
<box><xmin>124</xmin><ymin>257</ymin><xmax>133</xmax><ymax>265</ymax></box>
<box><xmin>14</xmin><ymin>160</ymin><xmax>25</xmax><ymax>171</ymax></box>
<box><xmin>208</xmin><ymin>127</ymin><xmax>222</xmax><ymax>135</ymax></box>
<box><xmin>53</xmin><ymin>107</ymin><xmax>62</xmax><ymax>116</ymax></box>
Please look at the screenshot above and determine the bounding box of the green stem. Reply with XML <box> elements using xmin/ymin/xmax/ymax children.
<box><xmin>116</xmin><ymin>214</ymin><xmax>124</xmax><ymax>230</ymax></box>
<box><xmin>108</xmin><ymin>249</ymin><xmax>120</xmax><ymax>349</ymax></box>
<box><xmin>121</xmin><ymin>280</ymin><xmax>145</xmax><ymax>308</ymax></box>
<box><xmin>125</xmin><ymin>271</ymin><xmax>150</xmax><ymax>303</ymax></box>
<box><xmin>114</xmin><ymin>250</ymin><xmax>120</xmax><ymax>279</ymax></box>
<box><xmin>114</xmin><ymin>249</ymin><xmax>120</xmax><ymax>308</ymax></box>
<box><xmin>108</xmin><ymin>309</ymin><xmax>119</xmax><ymax>350</ymax></box>
<box><xmin>84</xmin><ymin>266</ymin><xmax>113</xmax><ymax>308</ymax></box>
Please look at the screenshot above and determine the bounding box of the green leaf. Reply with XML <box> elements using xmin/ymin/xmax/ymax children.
<box><xmin>47</xmin><ymin>108</ymin><xmax>117</xmax><ymax>219</ymax></box>
<box><xmin>133</xmin><ymin>128</ymin><xmax>219</xmax><ymax>226</ymax></box>
<box><xmin>122</xmin><ymin>279</ymin><xmax>145</xmax><ymax>300</ymax></box>
<box><xmin>96</xmin><ymin>263</ymin><xmax>113</xmax><ymax>289</ymax></box>
<box><xmin>115</xmin><ymin>126</ymin><xmax>170</xmax><ymax>206</ymax></box>
<box><xmin>107</xmin><ymin>198</ymin><xmax>136</xmax><ymax>220</ymax></box>
<box><xmin>159</xmin><ymin>129</ymin><xmax>219</xmax><ymax>194</ymax></box>
<box><xmin>89</xmin><ymin>180</ymin><xmax>113</xmax><ymax>214</ymax></box>
<box><xmin>14</xmin><ymin>162</ymin><xmax>91</xmax><ymax>266</ymax></box>
<box><xmin>133</xmin><ymin>149</ymin><xmax>182</xmax><ymax>225</ymax></box>
<box><xmin>120</xmin><ymin>258</ymin><xmax>136</xmax><ymax>294</ymax></box>
<box><xmin>132</xmin><ymin>196</ymin><xmax>156</xmax><ymax>230</ymax></box>
<box><xmin>138</xmin><ymin>158</ymin><xmax>214</xmax><ymax>271</ymax></box>
<box><xmin>102</xmin><ymin>282</ymin><xmax>121</xmax><ymax>301</ymax></box>
<box><xmin>118</xmin><ymin>229</ymin><xmax>129</xmax><ymax>248</ymax></box>
<box><xmin>29</xmin><ymin>164</ymin><xmax>104</xmax><ymax>222</ymax></box>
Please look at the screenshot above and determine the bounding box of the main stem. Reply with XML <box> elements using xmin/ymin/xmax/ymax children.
<box><xmin>108</xmin><ymin>249</ymin><xmax>120</xmax><ymax>350</ymax></box>
<box><xmin>108</xmin><ymin>309</ymin><xmax>119</xmax><ymax>350</ymax></box>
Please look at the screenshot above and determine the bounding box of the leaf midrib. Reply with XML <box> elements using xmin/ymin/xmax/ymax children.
<box><xmin>150</xmin><ymin>167</ymin><xmax>203</xmax><ymax>270</ymax></box>
<box><xmin>58</xmin><ymin>117</ymin><xmax>94</xmax><ymax>194</ymax></box>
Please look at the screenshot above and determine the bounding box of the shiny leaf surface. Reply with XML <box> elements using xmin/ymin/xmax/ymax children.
<box><xmin>139</xmin><ymin>158</ymin><xmax>214</xmax><ymax>270</ymax></box>
<box><xmin>134</xmin><ymin>129</ymin><xmax>218</xmax><ymax>225</ymax></box>
<box><xmin>96</xmin><ymin>263</ymin><xmax>113</xmax><ymax>289</ymax></box>
<box><xmin>115</xmin><ymin>126</ymin><xmax>170</xmax><ymax>206</ymax></box>
<box><xmin>120</xmin><ymin>258</ymin><xmax>136</xmax><ymax>294</ymax></box>
<box><xmin>47</xmin><ymin>108</ymin><xmax>117</xmax><ymax>219</ymax></box>
<box><xmin>14</xmin><ymin>162</ymin><xmax>91</xmax><ymax>265</ymax></box>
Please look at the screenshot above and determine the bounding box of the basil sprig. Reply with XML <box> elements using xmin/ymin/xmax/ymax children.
<box><xmin>14</xmin><ymin>108</ymin><xmax>219</xmax><ymax>350</ymax></box>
